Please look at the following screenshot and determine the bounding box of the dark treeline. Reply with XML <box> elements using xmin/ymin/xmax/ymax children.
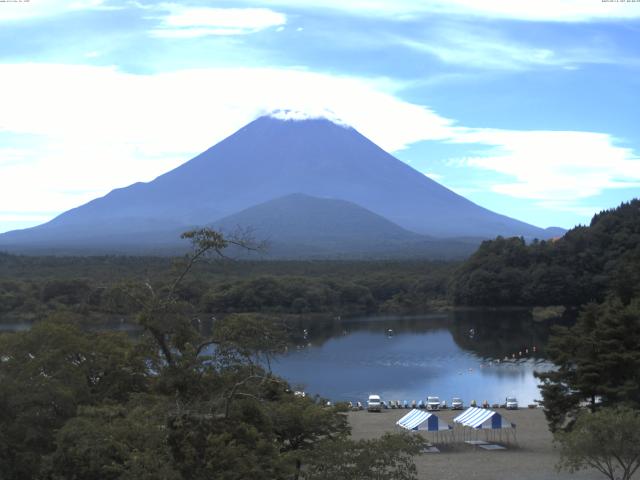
<box><xmin>0</xmin><ymin>255</ymin><xmax>455</xmax><ymax>323</ymax></box>
<box><xmin>451</xmin><ymin>199</ymin><xmax>640</xmax><ymax>307</ymax></box>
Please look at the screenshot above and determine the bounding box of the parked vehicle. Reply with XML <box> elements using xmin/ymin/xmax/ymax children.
<box><xmin>451</xmin><ymin>397</ymin><xmax>464</xmax><ymax>410</ymax></box>
<box><xmin>368</xmin><ymin>395</ymin><xmax>382</xmax><ymax>412</ymax></box>
<box><xmin>506</xmin><ymin>396</ymin><xmax>519</xmax><ymax>410</ymax></box>
<box><xmin>427</xmin><ymin>396</ymin><xmax>440</xmax><ymax>411</ymax></box>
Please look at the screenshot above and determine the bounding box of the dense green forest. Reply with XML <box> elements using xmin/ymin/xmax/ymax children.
<box><xmin>451</xmin><ymin>199</ymin><xmax>640</xmax><ymax>307</ymax></box>
<box><xmin>0</xmin><ymin>255</ymin><xmax>454</xmax><ymax>324</ymax></box>
<box><xmin>3</xmin><ymin>200</ymin><xmax>640</xmax><ymax>327</ymax></box>
<box><xmin>2</xmin><ymin>200</ymin><xmax>640</xmax><ymax>327</ymax></box>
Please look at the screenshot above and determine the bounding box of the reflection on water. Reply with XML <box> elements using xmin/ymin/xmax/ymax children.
<box><xmin>272</xmin><ymin>310</ymin><xmax>568</xmax><ymax>405</ymax></box>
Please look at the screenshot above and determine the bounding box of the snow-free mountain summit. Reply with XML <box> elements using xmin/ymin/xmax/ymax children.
<box><xmin>0</xmin><ymin>113</ymin><xmax>562</xmax><ymax>256</ymax></box>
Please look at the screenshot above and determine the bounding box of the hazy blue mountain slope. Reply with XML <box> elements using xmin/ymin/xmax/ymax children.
<box><xmin>213</xmin><ymin>193</ymin><xmax>422</xmax><ymax>244</ymax></box>
<box><xmin>213</xmin><ymin>193</ymin><xmax>479</xmax><ymax>259</ymax></box>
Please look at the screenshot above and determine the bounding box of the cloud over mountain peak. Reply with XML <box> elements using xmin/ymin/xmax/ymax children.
<box><xmin>267</xmin><ymin>108</ymin><xmax>351</xmax><ymax>128</ymax></box>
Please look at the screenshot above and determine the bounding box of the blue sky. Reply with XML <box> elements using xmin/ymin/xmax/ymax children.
<box><xmin>1</xmin><ymin>0</ymin><xmax>639</xmax><ymax>233</ymax></box>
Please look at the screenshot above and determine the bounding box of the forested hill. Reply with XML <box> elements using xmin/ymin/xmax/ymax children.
<box><xmin>450</xmin><ymin>199</ymin><xmax>640</xmax><ymax>307</ymax></box>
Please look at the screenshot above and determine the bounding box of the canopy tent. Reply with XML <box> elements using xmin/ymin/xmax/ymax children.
<box><xmin>396</xmin><ymin>409</ymin><xmax>452</xmax><ymax>444</ymax></box>
<box><xmin>453</xmin><ymin>407</ymin><xmax>517</xmax><ymax>444</ymax></box>
<box><xmin>454</xmin><ymin>407</ymin><xmax>514</xmax><ymax>430</ymax></box>
<box><xmin>397</xmin><ymin>409</ymin><xmax>451</xmax><ymax>431</ymax></box>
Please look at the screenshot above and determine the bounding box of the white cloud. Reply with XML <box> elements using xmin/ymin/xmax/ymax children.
<box><xmin>149</xmin><ymin>5</ymin><xmax>286</xmax><ymax>37</ymax></box>
<box><xmin>448</xmin><ymin>128</ymin><xmax>640</xmax><ymax>210</ymax></box>
<box><xmin>252</xmin><ymin>0</ymin><xmax>640</xmax><ymax>22</ymax></box>
<box><xmin>423</xmin><ymin>172</ymin><xmax>443</xmax><ymax>181</ymax></box>
<box><xmin>269</xmin><ymin>108</ymin><xmax>350</xmax><ymax>126</ymax></box>
<box><xmin>398</xmin><ymin>26</ymin><xmax>631</xmax><ymax>71</ymax></box>
<box><xmin>0</xmin><ymin>0</ymin><xmax>121</xmax><ymax>21</ymax></box>
<box><xmin>400</xmin><ymin>36</ymin><xmax>557</xmax><ymax>71</ymax></box>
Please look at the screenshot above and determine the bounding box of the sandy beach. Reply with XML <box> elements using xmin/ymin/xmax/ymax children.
<box><xmin>348</xmin><ymin>408</ymin><xmax>607</xmax><ymax>480</ymax></box>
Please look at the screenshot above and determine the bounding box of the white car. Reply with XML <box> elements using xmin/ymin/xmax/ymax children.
<box><xmin>367</xmin><ymin>394</ymin><xmax>382</xmax><ymax>412</ymax></box>
<box><xmin>451</xmin><ymin>397</ymin><xmax>464</xmax><ymax>410</ymax></box>
<box><xmin>426</xmin><ymin>396</ymin><xmax>440</xmax><ymax>411</ymax></box>
<box><xmin>506</xmin><ymin>396</ymin><xmax>518</xmax><ymax>410</ymax></box>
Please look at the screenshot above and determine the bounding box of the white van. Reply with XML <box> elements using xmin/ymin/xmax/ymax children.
<box><xmin>427</xmin><ymin>396</ymin><xmax>440</xmax><ymax>411</ymax></box>
<box><xmin>506</xmin><ymin>396</ymin><xmax>519</xmax><ymax>410</ymax></box>
<box><xmin>451</xmin><ymin>397</ymin><xmax>464</xmax><ymax>410</ymax></box>
<box><xmin>367</xmin><ymin>394</ymin><xmax>382</xmax><ymax>412</ymax></box>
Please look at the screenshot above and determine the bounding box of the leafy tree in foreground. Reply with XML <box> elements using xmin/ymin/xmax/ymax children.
<box><xmin>301</xmin><ymin>432</ymin><xmax>425</xmax><ymax>480</ymax></box>
<box><xmin>556</xmin><ymin>407</ymin><xmax>640</xmax><ymax>480</ymax></box>
<box><xmin>0</xmin><ymin>321</ymin><xmax>149</xmax><ymax>480</ymax></box>
<box><xmin>47</xmin><ymin>398</ymin><xmax>180</xmax><ymax>480</ymax></box>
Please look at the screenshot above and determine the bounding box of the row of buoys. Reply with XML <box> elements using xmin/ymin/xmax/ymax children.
<box><xmin>505</xmin><ymin>345</ymin><xmax>537</xmax><ymax>361</ymax></box>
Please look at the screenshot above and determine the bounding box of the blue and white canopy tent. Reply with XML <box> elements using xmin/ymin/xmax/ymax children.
<box><xmin>396</xmin><ymin>409</ymin><xmax>453</xmax><ymax>443</ymax></box>
<box><xmin>453</xmin><ymin>407</ymin><xmax>517</xmax><ymax>444</ymax></box>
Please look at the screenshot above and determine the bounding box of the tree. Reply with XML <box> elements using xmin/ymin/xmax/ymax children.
<box><xmin>300</xmin><ymin>432</ymin><xmax>425</xmax><ymax>480</ymax></box>
<box><xmin>556</xmin><ymin>407</ymin><xmax>640</xmax><ymax>480</ymax></box>
<box><xmin>0</xmin><ymin>320</ymin><xmax>149</xmax><ymax>479</ymax></box>
<box><xmin>536</xmin><ymin>298</ymin><xmax>640</xmax><ymax>431</ymax></box>
<box><xmin>126</xmin><ymin>228</ymin><xmax>355</xmax><ymax>478</ymax></box>
<box><xmin>47</xmin><ymin>398</ymin><xmax>180</xmax><ymax>480</ymax></box>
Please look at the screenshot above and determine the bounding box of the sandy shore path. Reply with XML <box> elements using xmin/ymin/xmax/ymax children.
<box><xmin>348</xmin><ymin>408</ymin><xmax>608</xmax><ymax>480</ymax></box>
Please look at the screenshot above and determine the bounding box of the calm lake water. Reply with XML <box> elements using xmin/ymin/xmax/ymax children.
<box><xmin>271</xmin><ymin>310</ymin><xmax>564</xmax><ymax>406</ymax></box>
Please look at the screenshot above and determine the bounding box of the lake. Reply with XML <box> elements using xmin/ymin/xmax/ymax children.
<box><xmin>271</xmin><ymin>310</ymin><xmax>564</xmax><ymax>406</ymax></box>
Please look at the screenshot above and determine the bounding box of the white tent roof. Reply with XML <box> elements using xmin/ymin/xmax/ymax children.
<box><xmin>396</xmin><ymin>409</ymin><xmax>451</xmax><ymax>431</ymax></box>
<box><xmin>453</xmin><ymin>407</ymin><xmax>514</xmax><ymax>430</ymax></box>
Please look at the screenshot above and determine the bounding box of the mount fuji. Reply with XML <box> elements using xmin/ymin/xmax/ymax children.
<box><xmin>0</xmin><ymin>113</ymin><xmax>562</xmax><ymax>257</ymax></box>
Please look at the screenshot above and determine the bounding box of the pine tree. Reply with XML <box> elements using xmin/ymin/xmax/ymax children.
<box><xmin>536</xmin><ymin>298</ymin><xmax>640</xmax><ymax>431</ymax></box>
